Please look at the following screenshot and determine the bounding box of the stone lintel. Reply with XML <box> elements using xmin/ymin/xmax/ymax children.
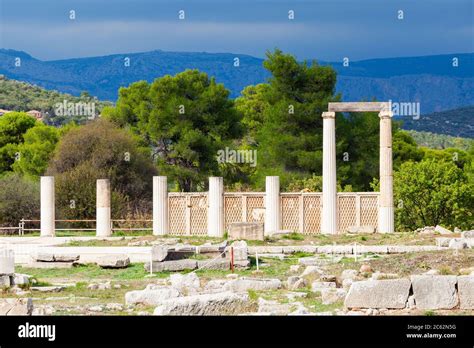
<box><xmin>328</xmin><ymin>102</ymin><xmax>390</xmax><ymax>113</ymax></box>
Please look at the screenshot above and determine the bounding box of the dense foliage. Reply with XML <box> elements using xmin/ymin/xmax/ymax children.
<box><xmin>394</xmin><ymin>159</ymin><xmax>473</xmax><ymax>230</ymax></box>
<box><xmin>407</xmin><ymin>130</ymin><xmax>473</xmax><ymax>150</ymax></box>
<box><xmin>0</xmin><ymin>173</ymin><xmax>39</xmax><ymax>227</ymax></box>
<box><xmin>0</xmin><ymin>49</ymin><xmax>472</xmax><ymax>231</ymax></box>
<box><xmin>103</xmin><ymin>70</ymin><xmax>242</xmax><ymax>191</ymax></box>
<box><xmin>47</xmin><ymin>119</ymin><xmax>157</xmax><ymax>219</ymax></box>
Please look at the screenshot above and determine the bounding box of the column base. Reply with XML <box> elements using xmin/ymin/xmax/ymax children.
<box><xmin>40</xmin><ymin>231</ymin><xmax>55</xmax><ymax>238</ymax></box>
<box><xmin>96</xmin><ymin>207</ymin><xmax>112</xmax><ymax>237</ymax></box>
<box><xmin>378</xmin><ymin>206</ymin><xmax>394</xmax><ymax>233</ymax></box>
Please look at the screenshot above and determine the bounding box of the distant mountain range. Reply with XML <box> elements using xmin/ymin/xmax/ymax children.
<box><xmin>398</xmin><ymin>106</ymin><xmax>474</xmax><ymax>138</ymax></box>
<box><xmin>0</xmin><ymin>49</ymin><xmax>473</xmax><ymax>114</ymax></box>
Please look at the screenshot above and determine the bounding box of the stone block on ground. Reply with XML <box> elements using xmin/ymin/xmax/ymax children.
<box><xmin>53</xmin><ymin>254</ymin><xmax>80</xmax><ymax>262</ymax></box>
<box><xmin>344</xmin><ymin>278</ymin><xmax>411</xmax><ymax>309</ymax></box>
<box><xmin>320</xmin><ymin>274</ymin><xmax>337</xmax><ymax>282</ymax></box>
<box><xmin>170</xmin><ymin>273</ymin><xmax>201</xmax><ymax>295</ymax></box>
<box><xmin>321</xmin><ymin>288</ymin><xmax>347</xmax><ymax>305</ymax></box>
<box><xmin>34</xmin><ymin>252</ymin><xmax>55</xmax><ymax>262</ymax></box>
<box><xmin>153</xmin><ymin>291</ymin><xmax>250</xmax><ymax>315</ymax></box>
<box><xmin>436</xmin><ymin>238</ymin><xmax>451</xmax><ymax>247</ymax></box>
<box><xmin>300</xmin><ymin>266</ymin><xmax>323</xmax><ymax>278</ymax></box>
<box><xmin>258</xmin><ymin>298</ymin><xmax>291</xmax><ymax>315</ymax></box>
<box><xmin>196</xmin><ymin>241</ymin><xmax>227</xmax><ymax>256</ymax></box>
<box><xmin>346</xmin><ymin>225</ymin><xmax>375</xmax><ymax>234</ymax></box>
<box><xmin>228</xmin><ymin>241</ymin><xmax>248</xmax><ymax>261</ymax></box>
<box><xmin>145</xmin><ymin>259</ymin><xmax>197</xmax><ymax>273</ymax></box>
<box><xmin>461</xmin><ymin>230</ymin><xmax>474</xmax><ymax>238</ymax></box>
<box><xmin>341</xmin><ymin>269</ymin><xmax>358</xmax><ymax>281</ymax></box>
<box><xmin>248</xmin><ymin>246</ymin><xmax>283</xmax><ymax>254</ymax></box>
<box><xmin>353</xmin><ymin>245</ymin><xmax>389</xmax><ymax>254</ymax></box>
<box><xmin>311</xmin><ymin>281</ymin><xmax>336</xmax><ymax>293</ymax></box>
<box><xmin>342</xmin><ymin>278</ymin><xmax>353</xmax><ymax>291</ymax></box>
<box><xmin>88</xmin><ymin>281</ymin><xmax>111</xmax><ymax>291</ymax></box>
<box><xmin>236</xmin><ymin>260</ymin><xmax>252</xmax><ymax>269</ymax></box>
<box><xmin>151</xmin><ymin>245</ymin><xmax>169</xmax><ymax>262</ymax></box>
<box><xmin>229</xmin><ymin>222</ymin><xmax>264</xmax><ymax>241</ymax></box>
<box><xmin>410</xmin><ymin>275</ymin><xmax>458</xmax><ymax>310</ymax></box>
<box><xmin>197</xmin><ymin>259</ymin><xmax>229</xmax><ymax>270</ymax></box>
<box><xmin>286</xmin><ymin>276</ymin><xmax>306</xmax><ymax>290</ymax></box>
<box><xmin>371</xmin><ymin>272</ymin><xmax>399</xmax><ymax>280</ymax></box>
<box><xmin>435</xmin><ymin>225</ymin><xmax>453</xmax><ymax>235</ymax></box>
<box><xmin>223</xmin><ymin>277</ymin><xmax>281</xmax><ymax>292</ymax></box>
<box><xmin>298</xmin><ymin>257</ymin><xmax>326</xmax><ymax>266</ymax></box>
<box><xmin>415</xmin><ymin>226</ymin><xmax>435</xmax><ymax>234</ymax></box>
<box><xmin>457</xmin><ymin>276</ymin><xmax>474</xmax><ymax>310</ymax></box>
<box><xmin>125</xmin><ymin>286</ymin><xmax>181</xmax><ymax>306</ymax></box>
<box><xmin>31</xmin><ymin>286</ymin><xmax>65</xmax><ymax>293</ymax></box>
<box><xmin>25</xmin><ymin>261</ymin><xmax>74</xmax><ymax>269</ymax></box>
<box><xmin>96</xmin><ymin>254</ymin><xmax>130</xmax><ymax>269</ymax></box>
<box><xmin>152</xmin><ymin>244</ymin><xmax>195</xmax><ymax>262</ymax></box>
<box><xmin>448</xmin><ymin>238</ymin><xmax>469</xmax><ymax>250</ymax></box>
<box><xmin>0</xmin><ymin>298</ymin><xmax>33</xmax><ymax>315</ymax></box>
<box><xmin>203</xmin><ymin>279</ymin><xmax>230</xmax><ymax>293</ymax></box>
<box><xmin>0</xmin><ymin>275</ymin><xmax>11</xmax><ymax>287</ymax></box>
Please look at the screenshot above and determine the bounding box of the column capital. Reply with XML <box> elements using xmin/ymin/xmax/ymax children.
<box><xmin>379</xmin><ymin>110</ymin><xmax>393</xmax><ymax>119</ymax></box>
<box><xmin>322</xmin><ymin>111</ymin><xmax>336</xmax><ymax>119</ymax></box>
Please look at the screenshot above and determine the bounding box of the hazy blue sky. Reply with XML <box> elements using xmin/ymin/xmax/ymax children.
<box><xmin>0</xmin><ymin>0</ymin><xmax>472</xmax><ymax>61</ymax></box>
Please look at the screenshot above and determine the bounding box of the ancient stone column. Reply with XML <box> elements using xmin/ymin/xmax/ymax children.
<box><xmin>378</xmin><ymin>110</ymin><xmax>395</xmax><ymax>233</ymax></box>
<box><xmin>0</xmin><ymin>248</ymin><xmax>15</xmax><ymax>275</ymax></box>
<box><xmin>153</xmin><ymin>176</ymin><xmax>168</xmax><ymax>236</ymax></box>
<box><xmin>264</xmin><ymin>176</ymin><xmax>280</xmax><ymax>236</ymax></box>
<box><xmin>208</xmin><ymin>177</ymin><xmax>224</xmax><ymax>237</ymax></box>
<box><xmin>321</xmin><ymin>112</ymin><xmax>337</xmax><ymax>234</ymax></box>
<box><xmin>40</xmin><ymin>176</ymin><xmax>55</xmax><ymax>237</ymax></box>
<box><xmin>96</xmin><ymin>179</ymin><xmax>112</xmax><ymax>237</ymax></box>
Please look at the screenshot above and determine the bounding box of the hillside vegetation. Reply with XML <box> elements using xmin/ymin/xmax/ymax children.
<box><xmin>407</xmin><ymin>130</ymin><xmax>473</xmax><ymax>150</ymax></box>
<box><xmin>0</xmin><ymin>75</ymin><xmax>112</xmax><ymax>125</ymax></box>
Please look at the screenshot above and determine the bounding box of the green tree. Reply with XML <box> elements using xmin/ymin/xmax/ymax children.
<box><xmin>422</xmin><ymin>147</ymin><xmax>470</xmax><ymax>170</ymax></box>
<box><xmin>394</xmin><ymin>159</ymin><xmax>473</xmax><ymax>230</ymax></box>
<box><xmin>47</xmin><ymin>119</ymin><xmax>157</xmax><ymax>219</ymax></box>
<box><xmin>243</xmin><ymin>49</ymin><xmax>337</xmax><ymax>189</ymax></box>
<box><xmin>12</xmin><ymin>124</ymin><xmax>59</xmax><ymax>177</ymax></box>
<box><xmin>0</xmin><ymin>112</ymin><xmax>37</xmax><ymax>173</ymax></box>
<box><xmin>235</xmin><ymin>84</ymin><xmax>270</xmax><ymax>139</ymax></box>
<box><xmin>105</xmin><ymin>70</ymin><xmax>242</xmax><ymax>191</ymax></box>
<box><xmin>392</xmin><ymin>130</ymin><xmax>425</xmax><ymax>170</ymax></box>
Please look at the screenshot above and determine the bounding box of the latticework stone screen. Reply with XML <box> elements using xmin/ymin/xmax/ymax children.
<box><xmin>167</xmin><ymin>192</ymin><xmax>379</xmax><ymax>235</ymax></box>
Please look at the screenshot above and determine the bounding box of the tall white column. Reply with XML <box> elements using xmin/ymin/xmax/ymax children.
<box><xmin>265</xmin><ymin>176</ymin><xmax>280</xmax><ymax>236</ymax></box>
<box><xmin>321</xmin><ymin>112</ymin><xmax>337</xmax><ymax>234</ymax></box>
<box><xmin>208</xmin><ymin>177</ymin><xmax>224</xmax><ymax>237</ymax></box>
<box><xmin>40</xmin><ymin>176</ymin><xmax>55</xmax><ymax>237</ymax></box>
<box><xmin>378</xmin><ymin>110</ymin><xmax>394</xmax><ymax>233</ymax></box>
<box><xmin>153</xmin><ymin>176</ymin><xmax>168</xmax><ymax>236</ymax></box>
<box><xmin>96</xmin><ymin>179</ymin><xmax>112</xmax><ymax>237</ymax></box>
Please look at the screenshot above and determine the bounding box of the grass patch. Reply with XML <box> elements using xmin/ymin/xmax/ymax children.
<box><xmin>16</xmin><ymin>263</ymin><xmax>150</xmax><ymax>281</ymax></box>
<box><xmin>283</xmin><ymin>233</ymin><xmax>305</xmax><ymax>241</ymax></box>
<box><xmin>247</xmin><ymin>290</ymin><xmax>258</xmax><ymax>301</ymax></box>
